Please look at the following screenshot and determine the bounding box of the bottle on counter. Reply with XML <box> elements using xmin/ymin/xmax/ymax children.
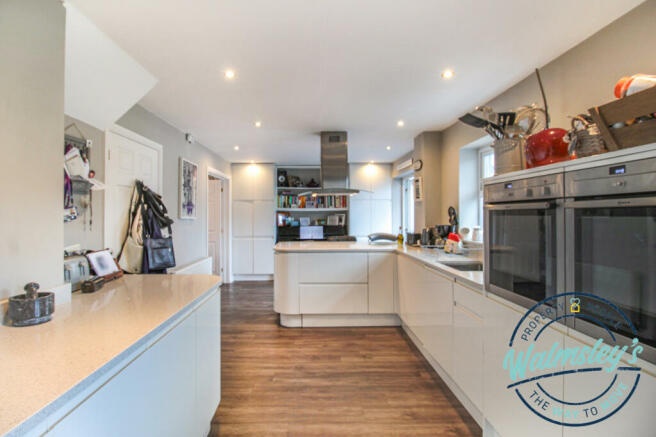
<box><xmin>397</xmin><ymin>226</ymin><xmax>404</xmax><ymax>246</ymax></box>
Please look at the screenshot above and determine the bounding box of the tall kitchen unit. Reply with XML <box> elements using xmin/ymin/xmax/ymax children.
<box><xmin>231</xmin><ymin>163</ymin><xmax>275</xmax><ymax>279</ymax></box>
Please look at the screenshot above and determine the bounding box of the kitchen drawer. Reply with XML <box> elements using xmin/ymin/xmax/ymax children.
<box><xmin>299</xmin><ymin>284</ymin><xmax>368</xmax><ymax>314</ymax></box>
<box><xmin>453</xmin><ymin>282</ymin><xmax>485</xmax><ymax>318</ymax></box>
<box><xmin>298</xmin><ymin>253</ymin><xmax>368</xmax><ymax>283</ymax></box>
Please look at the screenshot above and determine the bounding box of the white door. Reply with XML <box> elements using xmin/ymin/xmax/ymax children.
<box><xmin>104</xmin><ymin>128</ymin><xmax>162</xmax><ymax>256</ymax></box>
<box><xmin>208</xmin><ymin>178</ymin><xmax>222</xmax><ymax>275</ymax></box>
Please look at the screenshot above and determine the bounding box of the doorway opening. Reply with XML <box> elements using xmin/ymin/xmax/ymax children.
<box><xmin>207</xmin><ymin>168</ymin><xmax>231</xmax><ymax>282</ymax></box>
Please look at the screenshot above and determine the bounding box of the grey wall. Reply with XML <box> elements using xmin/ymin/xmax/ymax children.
<box><xmin>438</xmin><ymin>0</ymin><xmax>656</xmax><ymax>224</ymax></box>
<box><xmin>115</xmin><ymin>105</ymin><xmax>230</xmax><ymax>268</ymax></box>
<box><xmin>64</xmin><ymin>105</ymin><xmax>231</xmax><ymax>269</ymax></box>
<box><xmin>0</xmin><ymin>0</ymin><xmax>65</xmax><ymax>299</ymax></box>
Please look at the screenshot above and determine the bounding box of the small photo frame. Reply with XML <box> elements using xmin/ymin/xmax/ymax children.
<box><xmin>337</xmin><ymin>214</ymin><xmax>346</xmax><ymax>226</ymax></box>
<box><xmin>86</xmin><ymin>249</ymin><xmax>119</xmax><ymax>277</ymax></box>
<box><xmin>179</xmin><ymin>158</ymin><xmax>198</xmax><ymax>219</ymax></box>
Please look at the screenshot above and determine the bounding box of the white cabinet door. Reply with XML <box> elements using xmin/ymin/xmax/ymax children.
<box><xmin>232</xmin><ymin>201</ymin><xmax>253</xmax><ymax>237</ymax></box>
<box><xmin>253</xmin><ymin>237</ymin><xmax>274</xmax><ymax>274</ymax></box>
<box><xmin>371</xmin><ymin>165</ymin><xmax>392</xmax><ymax>200</ymax></box>
<box><xmin>483</xmin><ymin>296</ymin><xmax>564</xmax><ymax>437</ymax></box>
<box><xmin>252</xmin><ymin>164</ymin><xmax>274</xmax><ymax>200</ymax></box>
<box><xmin>274</xmin><ymin>253</ymin><xmax>299</xmax><ymax>314</ymax></box>
<box><xmin>195</xmin><ymin>292</ymin><xmax>221</xmax><ymax>435</ymax></box>
<box><xmin>253</xmin><ymin>200</ymin><xmax>274</xmax><ymax>237</ymax></box>
<box><xmin>418</xmin><ymin>265</ymin><xmax>454</xmax><ymax>375</ymax></box>
<box><xmin>47</xmin><ymin>314</ymin><xmax>197</xmax><ymax>437</ymax></box>
<box><xmin>452</xmin><ymin>283</ymin><xmax>484</xmax><ymax>411</ymax></box>
<box><xmin>397</xmin><ymin>254</ymin><xmax>420</xmax><ymax>326</ymax></box>
<box><xmin>349</xmin><ymin>164</ymin><xmax>372</xmax><ymax>200</ymax></box>
<box><xmin>232</xmin><ymin>238</ymin><xmax>253</xmax><ymax>274</ymax></box>
<box><xmin>231</xmin><ymin>164</ymin><xmax>253</xmax><ymax>200</ymax></box>
<box><xmin>368</xmin><ymin>253</ymin><xmax>395</xmax><ymax>314</ymax></box>
<box><xmin>300</xmin><ymin>284</ymin><xmax>368</xmax><ymax>314</ymax></box>
<box><xmin>349</xmin><ymin>199</ymin><xmax>371</xmax><ymax>237</ymax></box>
<box><xmin>298</xmin><ymin>253</ymin><xmax>368</xmax><ymax>283</ymax></box>
<box><xmin>371</xmin><ymin>200</ymin><xmax>392</xmax><ymax>234</ymax></box>
<box><xmin>562</xmin><ymin>335</ymin><xmax>655</xmax><ymax>434</ymax></box>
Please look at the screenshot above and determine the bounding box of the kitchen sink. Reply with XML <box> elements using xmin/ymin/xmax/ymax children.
<box><xmin>441</xmin><ymin>261</ymin><xmax>483</xmax><ymax>271</ymax></box>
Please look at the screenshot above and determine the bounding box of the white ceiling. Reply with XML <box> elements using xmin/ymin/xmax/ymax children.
<box><xmin>69</xmin><ymin>0</ymin><xmax>642</xmax><ymax>164</ymax></box>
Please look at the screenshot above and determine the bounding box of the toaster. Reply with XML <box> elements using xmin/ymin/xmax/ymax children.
<box><xmin>64</xmin><ymin>255</ymin><xmax>91</xmax><ymax>291</ymax></box>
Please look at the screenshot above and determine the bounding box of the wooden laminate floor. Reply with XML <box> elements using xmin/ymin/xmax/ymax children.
<box><xmin>210</xmin><ymin>281</ymin><xmax>481</xmax><ymax>437</ymax></box>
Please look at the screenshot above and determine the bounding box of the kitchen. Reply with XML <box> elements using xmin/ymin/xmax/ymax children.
<box><xmin>2</xmin><ymin>1</ymin><xmax>656</xmax><ymax>436</ymax></box>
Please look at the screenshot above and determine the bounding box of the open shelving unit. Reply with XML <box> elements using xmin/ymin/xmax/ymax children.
<box><xmin>275</xmin><ymin>165</ymin><xmax>349</xmax><ymax>241</ymax></box>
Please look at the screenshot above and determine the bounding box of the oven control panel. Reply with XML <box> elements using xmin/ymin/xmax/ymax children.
<box><xmin>485</xmin><ymin>173</ymin><xmax>564</xmax><ymax>203</ymax></box>
<box><xmin>565</xmin><ymin>156</ymin><xmax>656</xmax><ymax>197</ymax></box>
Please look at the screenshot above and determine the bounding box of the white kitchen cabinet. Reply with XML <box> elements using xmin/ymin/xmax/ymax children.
<box><xmin>371</xmin><ymin>200</ymin><xmax>392</xmax><ymax>233</ymax></box>
<box><xmin>194</xmin><ymin>292</ymin><xmax>221</xmax><ymax>436</ymax></box>
<box><xmin>253</xmin><ymin>200</ymin><xmax>275</xmax><ymax>237</ymax></box>
<box><xmin>368</xmin><ymin>253</ymin><xmax>395</xmax><ymax>314</ymax></box>
<box><xmin>348</xmin><ymin>199</ymin><xmax>371</xmax><ymax>237</ymax></box>
<box><xmin>232</xmin><ymin>201</ymin><xmax>253</xmax><ymax>237</ymax></box>
<box><xmin>253</xmin><ymin>237</ymin><xmax>274</xmax><ymax>274</ymax></box>
<box><xmin>232</xmin><ymin>238</ymin><xmax>253</xmax><ymax>274</ymax></box>
<box><xmin>397</xmin><ymin>254</ymin><xmax>420</xmax><ymax>327</ymax></box>
<box><xmin>274</xmin><ymin>253</ymin><xmax>299</xmax><ymax>314</ymax></box>
<box><xmin>562</xmin><ymin>334</ymin><xmax>655</xmax><ymax>435</ymax></box>
<box><xmin>298</xmin><ymin>253</ymin><xmax>368</xmax><ymax>283</ymax></box>
<box><xmin>231</xmin><ymin>163</ymin><xmax>275</xmax><ymax>277</ymax></box>
<box><xmin>371</xmin><ymin>165</ymin><xmax>392</xmax><ymax>200</ymax></box>
<box><xmin>452</xmin><ymin>283</ymin><xmax>484</xmax><ymax>411</ymax></box>
<box><xmin>47</xmin><ymin>291</ymin><xmax>221</xmax><ymax>437</ymax></box>
<box><xmin>483</xmin><ymin>295</ymin><xmax>564</xmax><ymax>437</ymax></box>
<box><xmin>300</xmin><ymin>283</ymin><xmax>368</xmax><ymax>314</ymax></box>
<box><xmin>417</xmin><ymin>264</ymin><xmax>454</xmax><ymax>375</ymax></box>
<box><xmin>232</xmin><ymin>163</ymin><xmax>274</xmax><ymax>201</ymax></box>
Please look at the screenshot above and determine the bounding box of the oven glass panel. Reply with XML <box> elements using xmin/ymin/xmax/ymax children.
<box><xmin>488</xmin><ymin>208</ymin><xmax>557</xmax><ymax>304</ymax></box>
<box><xmin>573</xmin><ymin>205</ymin><xmax>656</xmax><ymax>349</ymax></box>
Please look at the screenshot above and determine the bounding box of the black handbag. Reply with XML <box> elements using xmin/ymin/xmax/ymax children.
<box><xmin>144</xmin><ymin>234</ymin><xmax>176</xmax><ymax>271</ymax></box>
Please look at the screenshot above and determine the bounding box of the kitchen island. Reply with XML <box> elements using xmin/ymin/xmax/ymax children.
<box><xmin>0</xmin><ymin>274</ymin><xmax>221</xmax><ymax>437</ymax></box>
<box><xmin>274</xmin><ymin>241</ymin><xmax>483</xmax><ymax>327</ymax></box>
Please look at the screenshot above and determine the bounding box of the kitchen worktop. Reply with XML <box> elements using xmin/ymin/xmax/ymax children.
<box><xmin>0</xmin><ymin>274</ymin><xmax>222</xmax><ymax>437</ymax></box>
<box><xmin>274</xmin><ymin>241</ymin><xmax>483</xmax><ymax>290</ymax></box>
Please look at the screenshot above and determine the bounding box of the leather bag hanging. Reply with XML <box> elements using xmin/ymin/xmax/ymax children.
<box><xmin>117</xmin><ymin>184</ymin><xmax>144</xmax><ymax>273</ymax></box>
<box><xmin>142</xmin><ymin>206</ymin><xmax>176</xmax><ymax>272</ymax></box>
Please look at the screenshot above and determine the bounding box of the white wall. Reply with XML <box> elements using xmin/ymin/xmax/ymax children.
<box><xmin>348</xmin><ymin>163</ymin><xmax>393</xmax><ymax>238</ymax></box>
<box><xmin>0</xmin><ymin>0</ymin><xmax>65</xmax><ymax>299</ymax></box>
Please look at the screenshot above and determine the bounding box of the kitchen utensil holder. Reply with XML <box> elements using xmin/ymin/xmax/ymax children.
<box><xmin>493</xmin><ymin>137</ymin><xmax>526</xmax><ymax>175</ymax></box>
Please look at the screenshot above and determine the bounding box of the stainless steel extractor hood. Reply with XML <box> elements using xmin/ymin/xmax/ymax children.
<box><xmin>299</xmin><ymin>131</ymin><xmax>361</xmax><ymax>196</ymax></box>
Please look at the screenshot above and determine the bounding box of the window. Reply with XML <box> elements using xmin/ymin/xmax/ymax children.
<box><xmin>478</xmin><ymin>147</ymin><xmax>495</xmax><ymax>225</ymax></box>
<box><xmin>402</xmin><ymin>175</ymin><xmax>415</xmax><ymax>234</ymax></box>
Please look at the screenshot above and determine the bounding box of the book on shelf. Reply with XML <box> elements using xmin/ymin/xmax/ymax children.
<box><xmin>277</xmin><ymin>193</ymin><xmax>348</xmax><ymax>209</ymax></box>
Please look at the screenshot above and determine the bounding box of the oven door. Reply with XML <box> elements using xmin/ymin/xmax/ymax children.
<box><xmin>565</xmin><ymin>196</ymin><xmax>656</xmax><ymax>363</ymax></box>
<box><xmin>485</xmin><ymin>201</ymin><xmax>564</xmax><ymax>316</ymax></box>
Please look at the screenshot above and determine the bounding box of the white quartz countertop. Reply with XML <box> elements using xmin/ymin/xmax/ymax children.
<box><xmin>0</xmin><ymin>274</ymin><xmax>222</xmax><ymax>437</ymax></box>
<box><xmin>275</xmin><ymin>240</ymin><xmax>398</xmax><ymax>252</ymax></box>
<box><xmin>275</xmin><ymin>241</ymin><xmax>484</xmax><ymax>290</ymax></box>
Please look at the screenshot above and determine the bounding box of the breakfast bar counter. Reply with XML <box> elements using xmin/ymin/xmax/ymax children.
<box><xmin>0</xmin><ymin>274</ymin><xmax>222</xmax><ymax>437</ymax></box>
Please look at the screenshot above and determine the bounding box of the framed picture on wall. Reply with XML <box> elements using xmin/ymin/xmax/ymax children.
<box><xmin>179</xmin><ymin>158</ymin><xmax>198</xmax><ymax>219</ymax></box>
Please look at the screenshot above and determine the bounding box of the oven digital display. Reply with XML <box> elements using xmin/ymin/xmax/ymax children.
<box><xmin>609</xmin><ymin>165</ymin><xmax>626</xmax><ymax>175</ymax></box>
<box><xmin>504</xmin><ymin>183</ymin><xmax>513</xmax><ymax>189</ymax></box>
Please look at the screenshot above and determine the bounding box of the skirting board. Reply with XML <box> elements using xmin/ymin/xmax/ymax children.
<box><xmin>401</xmin><ymin>322</ymin><xmax>484</xmax><ymax>428</ymax></box>
<box><xmin>279</xmin><ymin>313</ymin><xmax>400</xmax><ymax>328</ymax></box>
<box><xmin>233</xmin><ymin>274</ymin><xmax>273</xmax><ymax>282</ymax></box>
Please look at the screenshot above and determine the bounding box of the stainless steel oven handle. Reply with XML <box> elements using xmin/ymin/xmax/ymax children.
<box><xmin>564</xmin><ymin>197</ymin><xmax>656</xmax><ymax>209</ymax></box>
<box><xmin>485</xmin><ymin>201</ymin><xmax>552</xmax><ymax>211</ymax></box>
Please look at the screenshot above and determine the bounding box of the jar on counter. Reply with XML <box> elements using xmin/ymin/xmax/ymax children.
<box><xmin>614</xmin><ymin>74</ymin><xmax>656</xmax><ymax>99</ymax></box>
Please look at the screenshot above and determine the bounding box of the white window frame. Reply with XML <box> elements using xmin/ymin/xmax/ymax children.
<box><xmin>478</xmin><ymin>146</ymin><xmax>494</xmax><ymax>226</ymax></box>
<box><xmin>401</xmin><ymin>175</ymin><xmax>415</xmax><ymax>234</ymax></box>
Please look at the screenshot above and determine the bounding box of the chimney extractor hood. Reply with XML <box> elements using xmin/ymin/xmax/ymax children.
<box><xmin>299</xmin><ymin>132</ymin><xmax>364</xmax><ymax>197</ymax></box>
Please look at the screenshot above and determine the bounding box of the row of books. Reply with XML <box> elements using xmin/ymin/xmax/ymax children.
<box><xmin>277</xmin><ymin>194</ymin><xmax>348</xmax><ymax>209</ymax></box>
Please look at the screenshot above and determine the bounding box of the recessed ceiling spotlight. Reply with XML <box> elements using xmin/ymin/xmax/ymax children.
<box><xmin>254</xmin><ymin>121</ymin><xmax>262</xmax><ymax>128</ymax></box>
<box><xmin>386</xmin><ymin>146</ymin><xmax>391</xmax><ymax>150</ymax></box>
<box><xmin>397</xmin><ymin>120</ymin><xmax>405</xmax><ymax>127</ymax></box>
<box><xmin>224</xmin><ymin>69</ymin><xmax>236</xmax><ymax>80</ymax></box>
<box><xmin>441</xmin><ymin>69</ymin><xmax>455</xmax><ymax>80</ymax></box>
<box><xmin>233</xmin><ymin>145</ymin><xmax>240</xmax><ymax>150</ymax></box>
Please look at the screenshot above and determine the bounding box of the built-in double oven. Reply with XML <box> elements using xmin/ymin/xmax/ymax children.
<box><xmin>485</xmin><ymin>156</ymin><xmax>656</xmax><ymax>363</ymax></box>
